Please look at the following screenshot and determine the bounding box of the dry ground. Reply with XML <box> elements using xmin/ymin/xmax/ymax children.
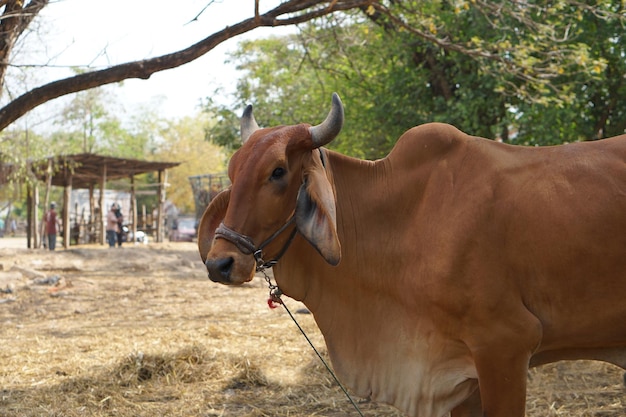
<box><xmin>0</xmin><ymin>241</ymin><xmax>623</xmax><ymax>416</ymax></box>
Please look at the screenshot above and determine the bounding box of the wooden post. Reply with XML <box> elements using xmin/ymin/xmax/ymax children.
<box><xmin>156</xmin><ymin>169</ymin><xmax>164</xmax><ymax>243</ymax></box>
<box><xmin>130</xmin><ymin>175</ymin><xmax>137</xmax><ymax>244</ymax></box>
<box><xmin>40</xmin><ymin>159</ymin><xmax>53</xmax><ymax>248</ymax></box>
<box><xmin>33</xmin><ymin>182</ymin><xmax>39</xmax><ymax>249</ymax></box>
<box><xmin>26</xmin><ymin>184</ymin><xmax>32</xmax><ymax>249</ymax></box>
<box><xmin>89</xmin><ymin>184</ymin><xmax>94</xmax><ymax>242</ymax></box>
<box><xmin>63</xmin><ymin>175</ymin><xmax>72</xmax><ymax>249</ymax></box>
<box><xmin>99</xmin><ymin>164</ymin><xmax>106</xmax><ymax>245</ymax></box>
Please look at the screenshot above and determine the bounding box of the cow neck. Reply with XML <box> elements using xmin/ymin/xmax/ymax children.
<box><xmin>274</xmin><ymin>149</ymin><xmax>381</xmax><ymax>304</ymax></box>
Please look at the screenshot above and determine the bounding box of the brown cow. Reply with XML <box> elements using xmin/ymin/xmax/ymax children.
<box><xmin>198</xmin><ymin>93</ymin><xmax>626</xmax><ymax>417</ymax></box>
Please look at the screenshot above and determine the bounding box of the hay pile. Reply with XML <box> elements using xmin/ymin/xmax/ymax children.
<box><xmin>0</xmin><ymin>243</ymin><xmax>623</xmax><ymax>416</ymax></box>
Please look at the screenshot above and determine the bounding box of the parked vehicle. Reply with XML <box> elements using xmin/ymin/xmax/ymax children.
<box><xmin>169</xmin><ymin>217</ymin><xmax>197</xmax><ymax>242</ymax></box>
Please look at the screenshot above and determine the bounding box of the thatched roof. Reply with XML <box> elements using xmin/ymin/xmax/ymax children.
<box><xmin>1</xmin><ymin>153</ymin><xmax>180</xmax><ymax>189</ymax></box>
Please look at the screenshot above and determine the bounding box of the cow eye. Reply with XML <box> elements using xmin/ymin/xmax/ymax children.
<box><xmin>270</xmin><ymin>167</ymin><xmax>286</xmax><ymax>180</ymax></box>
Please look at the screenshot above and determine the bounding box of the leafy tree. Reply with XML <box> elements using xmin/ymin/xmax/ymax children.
<box><xmin>207</xmin><ymin>1</ymin><xmax>625</xmax><ymax>157</ymax></box>
<box><xmin>0</xmin><ymin>126</ymin><xmax>49</xmax><ymax>181</ymax></box>
<box><xmin>0</xmin><ymin>0</ymin><xmax>377</xmax><ymax>198</ymax></box>
<box><xmin>0</xmin><ymin>0</ymin><xmax>374</xmax><ymax>230</ymax></box>
<box><xmin>39</xmin><ymin>87</ymin><xmax>163</xmax><ymax>159</ymax></box>
<box><xmin>207</xmin><ymin>14</ymin><xmax>511</xmax><ymax>158</ymax></box>
<box><xmin>54</xmin><ymin>82</ymin><xmax>115</xmax><ymax>154</ymax></box>
<box><xmin>0</xmin><ymin>0</ymin><xmax>623</xmax><ymax>179</ymax></box>
<box><xmin>110</xmin><ymin>103</ymin><xmax>167</xmax><ymax>159</ymax></box>
<box><xmin>370</xmin><ymin>0</ymin><xmax>625</xmax><ymax>144</ymax></box>
<box><xmin>513</xmin><ymin>6</ymin><xmax>626</xmax><ymax>144</ymax></box>
<box><xmin>0</xmin><ymin>1</ymin><xmax>375</xmax><ymax>134</ymax></box>
<box><xmin>153</xmin><ymin>113</ymin><xmax>226</xmax><ymax>214</ymax></box>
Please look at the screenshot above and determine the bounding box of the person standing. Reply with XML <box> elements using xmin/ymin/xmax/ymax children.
<box><xmin>44</xmin><ymin>202</ymin><xmax>59</xmax><ymax>251</ymax></box>
<box><xmin>106</xmin><ymin>204</ymin><xmax>119</xmax><ymax>248</ymax></box>
<box><xmin>10</xmin><ymin>218</ymin><xmax>16</xmax><ymax>236</ymax></box>
<box><xmin>114</xmin><ymin>203</ymin><xmax>124</xmax><ymax>247</ymax></box>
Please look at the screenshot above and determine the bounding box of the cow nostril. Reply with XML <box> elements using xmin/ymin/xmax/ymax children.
<box><xmin>205</xmin><ymin>257</ymin><xmax>234</xmax><ymax>283</ymax></box>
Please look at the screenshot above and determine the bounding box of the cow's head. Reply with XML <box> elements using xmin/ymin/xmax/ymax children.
<box><xmin>198</xmin><ymin>94</ymin><xmax>344</xmax><ymax>284</ymax></box>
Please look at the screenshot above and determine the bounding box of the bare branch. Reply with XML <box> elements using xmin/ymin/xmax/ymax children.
<box><xmin>0</xmin><ymin>0</ymin><xmax>374</xmax><ymax>131</ymax></box>
<box><xmin>185</xmin><ymin>0</ymin><xmax>217</xmax><ymax>26</ymax></box>
<box><xmin>0</xmin><ymin>0</ymin><xmax>50</xmax><ymax>90</ymax></box>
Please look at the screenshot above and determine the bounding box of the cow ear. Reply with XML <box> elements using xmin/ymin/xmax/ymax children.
<box><xmin>295</xmin><ymin>153</ymin><xmax>341</xmax><ymax>266</ymax></box>
<box><xmin>198</xmin><ymin>189</ymin><xmax>230</xmax><ymax>263</ymax></box>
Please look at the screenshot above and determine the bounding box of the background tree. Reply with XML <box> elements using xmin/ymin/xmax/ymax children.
<box><xmin>0</xmin><ymin>0</ymin><xmax>375</xmax><ymax>135</ymax></box>
<box><xmin>206</xmin><ymin>14</ymin><xmax>515</xmax><ymax>158</ymax></box>
<box><xmin>0</xmin><ymin>1</ymin><xmax>622</xmax><ymax>173</ymax></box>
<box><xmin>55</xmin><ymin>84</ymin><xmax>112</xmax><ymax>154</ymax></box>
<box><xmin>0</xmin><ymin>0</ymin><xmax>376</xmax><ymax>228</ymax></box>
<box><xmin>153</xmin><ymin>113</ymin><xmax>226</xmax><ymax>214</ymax></box>
<box><xmin>206</xmin><ymin>1</ymin><xmax>625</xmax><ymax>157</ymax></box>
<box><xmin>0</xmin><ymin>0</ymin><xmax>48</xmax><ymax>93</ymax></box>
<box><xmin>514</xmin><ymin>6</ymin><xmax>626</xmax><ymax>144</ymax></box>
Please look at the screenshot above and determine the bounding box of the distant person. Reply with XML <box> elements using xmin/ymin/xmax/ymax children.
<box><xmin>106</xmin><ymin>204</ymin><xmax>119</xmax><ymax>248</ymax></box>
<box><xmin>0</xmin><ymin>217</ymin><xmax>4</xmax><ymax>237</ymax></box>
<box><xmin>10</xmin><ymin>218</ymin><xmax>16</xmax><ymax>236</ymax></box>
<box><xmin>44</xmin><ymin>202</ymin><xmax>59</xmax><ymax>251</ymax></box>
<box><xmin>114</xmin><ymin>203</ymin><xmax>124</xmax><ymax>247</ymax></box>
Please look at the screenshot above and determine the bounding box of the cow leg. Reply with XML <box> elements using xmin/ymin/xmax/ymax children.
<box><xmin>468</xmin><ymin>309</ymin><xmax>542</xmax><ymax>417</ymax></box>
<box><xmin>473</xmin><ymin>350</ymin><xmax>530</xmax><ymax>417</ymax></box>
<box><xmin>450</xmin><ymin>389</ymin><xmax>482</xmax><ymax>417</ymax></box>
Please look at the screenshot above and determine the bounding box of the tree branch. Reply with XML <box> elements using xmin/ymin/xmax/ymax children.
<box><xmin>0</xmin><ymin>0</ymin><xmax>374</xmax><ymax>131</ymax></box>
<box><xmin>0</xmin><ymin>0</ymin><xmax>50</xmax><ymax>90</ymax></box>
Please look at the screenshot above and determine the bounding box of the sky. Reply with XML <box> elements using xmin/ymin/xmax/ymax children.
<box><xmin>10</xmin><ymin>0</ymin><xmax>289</xmax><ymax>131</ymax></box>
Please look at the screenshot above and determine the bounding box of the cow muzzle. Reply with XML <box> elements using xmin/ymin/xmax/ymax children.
<box><xmin>206</xmin><ymin>218</ymin><xmax>297</xmax><ymax>284</ymax></box>
<box><xmin>205</xmin><ymin>256</ymin><xmax>235</xmax><ymax>283</ymax></box>
<box><xmin>204</xmin><ymin>246</ymin><xmax>256</xmax><ymax>285</ymax></box>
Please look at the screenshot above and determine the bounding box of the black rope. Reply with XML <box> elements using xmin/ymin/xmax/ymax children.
<box><xmin>260</xmin><ymin>270</ymin><xmax>365</xmax><ymax>417</ymax></box>
<box><xmin>279</xmin><ymin>299</ymin><xmax>366</xmax><ymax>417</ymax></box>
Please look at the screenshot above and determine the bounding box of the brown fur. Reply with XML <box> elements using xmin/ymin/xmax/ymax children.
<box><xmin>199</xmin><ymin>110</ymin><xmax>626</xmax><ymax>417</ymax></box>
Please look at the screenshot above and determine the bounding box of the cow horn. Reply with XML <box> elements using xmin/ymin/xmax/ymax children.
<box><xmin>309</xmin><ymin>93</ymin><xmax>344</xmax><ymax>148</ymax></box>
<box><xmin>240</xmin><ymin>104</ymin><xmax>259</xmax><ymax>143</ymax></box>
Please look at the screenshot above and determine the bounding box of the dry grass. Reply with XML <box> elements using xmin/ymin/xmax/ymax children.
<box><xmin>0</xmin><ymin>243</ymin><xmax>623</xmax><ymax>416</ymax></box>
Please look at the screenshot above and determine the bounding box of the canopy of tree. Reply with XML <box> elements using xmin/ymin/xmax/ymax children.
<box><xmin>206</xmin><ymin>1</ymin><xmax>626</xmax><ymax>158</ymax></box>
<box><xmin>0</xmin><ymin>1</ymin><xmax>623</xmax><ymax>188</ymax></box>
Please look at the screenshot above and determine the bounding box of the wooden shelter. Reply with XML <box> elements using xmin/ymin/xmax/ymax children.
<box><xmin>25</xmin><ymin>153</ymin><xmax>180</xmax><ymax>249</ymax></box>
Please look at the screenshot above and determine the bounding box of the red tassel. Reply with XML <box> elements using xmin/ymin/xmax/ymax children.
<box><xmin>267</xmin><ymin>298</ymin><xmax>280</xmax><ymax>309</ymax></box>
